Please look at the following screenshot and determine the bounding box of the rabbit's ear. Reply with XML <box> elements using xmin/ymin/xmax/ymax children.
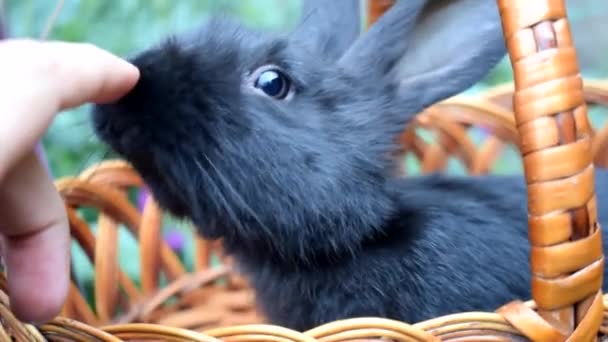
<box><xmin>291</xmin><ymin>0</ymin><xmax>362</xmax><ymax>60</ymax></box>
<box><xmin>340</xmin><ymin>0</ymin><xmax>506</xmax><ymax>113</ymax></box>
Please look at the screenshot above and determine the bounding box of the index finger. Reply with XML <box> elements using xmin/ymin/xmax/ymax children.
<box><xmin>0</xmin><ymin>39</ymin><xmax>140</xmax><ymax>179</ymax></box>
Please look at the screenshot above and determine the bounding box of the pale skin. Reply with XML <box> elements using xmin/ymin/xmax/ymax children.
<box><xmin>0</xmin><ymin>39</ymin><xmax>140</xmax><ymax>323</ymax></box>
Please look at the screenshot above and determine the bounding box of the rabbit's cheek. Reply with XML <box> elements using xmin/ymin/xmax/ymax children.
<box><xmin>117</xmin><ymin>126</ymin><xmax>144</xmax><ymax>152</ymax></box>
<box><xmin>132</xmin><ymin>162</ymin><xmax>193</xmax><ymax>218</ymax></box>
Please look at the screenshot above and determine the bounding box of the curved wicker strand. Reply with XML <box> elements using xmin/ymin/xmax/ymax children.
<box><xmin>481</xmin><ymin>79</ymin><xmax>608</xmax><ymax>111</ymax></box>
<box><xmin>304</xmin><ymin>318</ymin><xmax>441</xmax><ymax>341</ymax></box>
<box><xmin>139</xmin><ymin>196</ymin><xmax>163</xmax><ymax>295</ymax></box>
<box><xmin>95</xmin><ymin>213</ymin><xmax>121</xmax><ymax>323</ymax></box>
<box><xmin>394</xmin><ymin>75</ymin><xmax>608</xmax><ymax>176</ymax></box>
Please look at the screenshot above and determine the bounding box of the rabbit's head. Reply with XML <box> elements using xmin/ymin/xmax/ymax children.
<box><xmin>92</xmin><ymin>0</ymin><xmax>506</xmax><ymax>266</ymax></box>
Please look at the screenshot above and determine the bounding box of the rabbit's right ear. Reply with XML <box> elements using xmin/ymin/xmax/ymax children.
<box><xmin>290</xmin><ymin>0</ymin><xmax>362</xmax><ymax>60</ymax></box>
<box><xmin>340</xmin><ymin>0</ymin><xmax>506</xmax><ymax>115</ymax></box>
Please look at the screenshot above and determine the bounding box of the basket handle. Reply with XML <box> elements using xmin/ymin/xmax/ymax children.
<box><xmin>497</xmin><ymin>0</ymin><xmax>604</xmax><ymax>339</ymax></box>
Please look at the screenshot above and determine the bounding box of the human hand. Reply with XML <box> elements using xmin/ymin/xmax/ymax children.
<box><xmin>0</xmin><ymin>39</ymin><xmax>139</xmax><ymax>323</ymax></box>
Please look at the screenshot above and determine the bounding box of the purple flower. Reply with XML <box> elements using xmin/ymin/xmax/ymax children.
<box><xmin>163</xmin><ymin>229</ymin><xmax>186</xmax><ymax>253</ymax></box>
<box><xmin>137</xmin><ymin>188</ymin><xmax>185</xmax><ymax>254</ymax></box>
<box><xmin>137</xmin><ymin>187</ymin><xmax>149</xmax><ymax>212</ymax></box>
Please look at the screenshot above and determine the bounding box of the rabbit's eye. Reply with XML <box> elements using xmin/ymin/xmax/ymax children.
<box><xmin>254</xmin><ymin>69</ymin><xmax>291</xmax><ymax>99</ymax></box>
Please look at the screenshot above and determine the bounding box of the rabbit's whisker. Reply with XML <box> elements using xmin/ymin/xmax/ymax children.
<box><xmin>194</xmin><ymin>157</ymin><xmax>249</xmax><ymax>240</ymax></box>
<box><xmin>200</xmin><ymin>154</ymin><xmax>274</xmax><ymax>241</ymax></box>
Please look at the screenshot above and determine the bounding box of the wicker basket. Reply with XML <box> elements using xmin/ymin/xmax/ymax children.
<box><xmin>1</xmin><ymin>0</ymin><xmax>608</xmax><ymax>340</ymax></box>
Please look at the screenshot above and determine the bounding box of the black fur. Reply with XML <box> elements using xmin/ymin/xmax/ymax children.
<box><xmin>91</xmin><ymin>0</ymin><xmax>608</xmax><ymax>332</ymax></box>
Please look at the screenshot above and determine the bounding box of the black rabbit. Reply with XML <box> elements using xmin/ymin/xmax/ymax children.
<box><xmin>91</xmin><ymin>0</ymin><xmax>608</xmax><ymax>331</ymax></box>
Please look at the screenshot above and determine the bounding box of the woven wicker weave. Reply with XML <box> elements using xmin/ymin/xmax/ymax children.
<box><xmin>1</xmin><ymin>0</ymin><xmax>607</xmax><ymax>340</ymax></box>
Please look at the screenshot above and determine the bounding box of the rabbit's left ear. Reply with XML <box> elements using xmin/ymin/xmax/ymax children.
<box><xmin>291</xmin><ymin>0</ymin><xmax>362</xmax><ymax>60</ymax></box>
<box><xmin>340</xmin><ymin>0</ymin><xmax>506</xmax><ymax>113</ymax></box>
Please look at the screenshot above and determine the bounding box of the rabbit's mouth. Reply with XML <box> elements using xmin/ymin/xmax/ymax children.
<box><xmin>91</xmin><ymin>103</ymin><xmax>142</xmax><ymax>156</ymax></box>
<box><xmin>129</xmin><ymin>159</ymin><xmax>226</xmax><ymax>240</ymax></box>
<box><xmin>92</xmin><ymin>104</ymin><xmax>193</xmax><ymax>219</ymax></box>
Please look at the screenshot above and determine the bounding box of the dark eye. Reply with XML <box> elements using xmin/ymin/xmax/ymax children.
<box><xmin>254</xmin><ymin>69</ymin><xmax>291</xmax><ymax>99</ymax></box>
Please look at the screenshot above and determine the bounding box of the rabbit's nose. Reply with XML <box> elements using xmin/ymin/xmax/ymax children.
<box><xmin>106</xmin><ymin>68</ymin><xmax>159</xmax><ymax>115</ymax></box>
<box><xmin>106</xmin><ymin>50</ymin><xmax>169</xmax><ymax>109</ymax></box>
